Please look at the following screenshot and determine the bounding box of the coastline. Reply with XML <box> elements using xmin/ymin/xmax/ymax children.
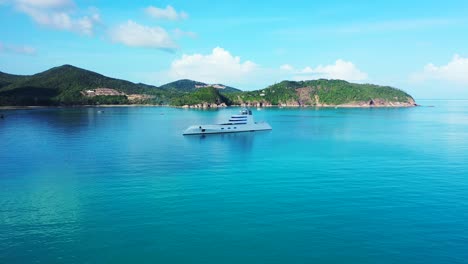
<box><xmin>0</xmin><ymin>103</ymin><xmax>417</xmax><ymax>110</ymax></box>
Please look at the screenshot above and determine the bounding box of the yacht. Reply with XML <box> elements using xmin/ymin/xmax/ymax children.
<box><xmin>183</xmin><ymin>109</ymin><xmax>272</xmax><ymax>135</ymax></box>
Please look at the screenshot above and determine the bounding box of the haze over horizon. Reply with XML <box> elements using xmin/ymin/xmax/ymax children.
<box><xmin>1</xmin><ymin>0</ymin><xmax>468</xmax><ymax>99</ymax></box>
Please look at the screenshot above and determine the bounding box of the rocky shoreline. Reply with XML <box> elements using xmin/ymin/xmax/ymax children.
<box><xmin>179</xmin><ymin>98</ymin><xmax>417</xmax><ymax>109</ymax></box>
<box><xmin>0</xmin><ymin>103</ymin><xmax>417</xmax><ymax>110</ymax></box>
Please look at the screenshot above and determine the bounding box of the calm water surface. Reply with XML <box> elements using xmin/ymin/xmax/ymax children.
<box><xmin>1</xmin><ymin>100</ymin><xmax>467</xmax><ymax>263</ymax></box>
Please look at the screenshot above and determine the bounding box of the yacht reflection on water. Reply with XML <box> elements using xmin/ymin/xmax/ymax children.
<box><xmin>184</xmin><ymin>130</ymin><xmax>270</xmax><ymax>152</ymax></box>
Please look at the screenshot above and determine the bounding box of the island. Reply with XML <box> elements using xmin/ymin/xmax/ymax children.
<box><xmin>0</xmin><ymin>65</ymin><xmax>416</xmax><ymax>108</ymax></box>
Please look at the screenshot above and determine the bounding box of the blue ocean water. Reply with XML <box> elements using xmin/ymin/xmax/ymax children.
<box><xmin>1</xmin><ymin>101</ymin><xmax>467</xmax><ymax>263</ymax></box>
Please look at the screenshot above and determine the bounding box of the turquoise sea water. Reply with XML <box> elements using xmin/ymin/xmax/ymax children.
<box><xmin>1</xmin><ymin>100</ymin><xmax>467</xmax><ymax>263</ymax></box>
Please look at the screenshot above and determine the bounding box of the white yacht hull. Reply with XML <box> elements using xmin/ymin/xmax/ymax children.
<box><xmin>183</xmin><ymin>122</ymin><xmax>272</xmax><ymax>135</ymax></box>
<box><xmin>183</xmin><ymin>108</ymin><xmax>272</xmax><ymax>135</ymax></box>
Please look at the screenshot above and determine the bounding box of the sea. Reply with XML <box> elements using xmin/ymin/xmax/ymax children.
<box><xmin>1</xmin><ymin>100</ymin><xmax>467</xmax><ymax>263</ymax></box>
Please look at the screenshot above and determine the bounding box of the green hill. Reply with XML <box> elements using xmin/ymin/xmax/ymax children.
<box><xmin>171</xmin><ymin>87</ymin><xmax>231</xmax><ymax>106</ymax></box>
<box><xmin>160</xmin><ymin>79</ymin><xmax>241</xmax><ymax>93</ymax></box>
<box><xmin>227</xmin><ymin>79</ymin><xmax>416</xmax><ymax>107</ymax></box>
<box><xmin>0</xmin><ymin>71</ymin><xmax>29</xmax><ymax>89</ymax></box>
<box><xmin>0</xmin><ymin>65</ymin><xmax>172</xmax><ymax>106</ymax></box>
<box><xmin>159</xmin><ymin>79</ymin><xmax>206</xmax><ymax>92</ymax></box>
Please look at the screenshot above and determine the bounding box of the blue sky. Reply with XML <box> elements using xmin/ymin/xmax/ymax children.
<box><xmin>1</xmin><ymin>0</ymin><xmax>468</xmax><ymax>99</ymax></box>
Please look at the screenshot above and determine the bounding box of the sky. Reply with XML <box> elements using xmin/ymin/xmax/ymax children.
<box><xmin>1</xmin><ymin>0</ymin><xmax>468</xmax><ymax>99</ymax></box>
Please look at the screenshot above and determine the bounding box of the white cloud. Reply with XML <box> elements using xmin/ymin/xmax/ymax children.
<box><xmin>12</xmin><ymin>0</ymin><xmax>100</xmax><ymax>35</ymax></box>
<box><xmin>411</xmin><ymin>54</ymin><xmax>468</xmax><ymax>84</ymax></box>
<box><xmin>167</xmin><ymin>47</ymin><xmax>257</xmax><ymax>84</ymax></box>
<box><xmin>109</xmin><ymin>20</ymin><xmax>177</xmax><ymax>51</ymax></box>
<box><xmin>0</xmin><ymin>41</ymin><xmax>37</xmax><ymax>55</ymax></box>
<box><xmin>154</xmin><ymin>54</ymin><xmax>366</xmax><ymax>88</ymax></box>
<box><xmin>281</xmin><ymin>59</ymin><xmax>368</xmax><ymax>82</ymax></box>
<box><xmin>145</xmin><ymin>5</ymin><xmax>188</xmax><ymax>21</ymax></box>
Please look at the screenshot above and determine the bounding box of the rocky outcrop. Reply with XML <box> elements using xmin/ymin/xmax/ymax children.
<box><xmin>330</xmin><ymin>98</ymin><xmax>417</xmax><ymax>108</ymax></box>
<box><xmin>278</xmin><ymin>100</ymin><xmax>300</xmax><ymax>107</ymax></box>
<box><xmin>234</xmin><ymin>98</ymin><xmax>416</xmax><ymax>108</ymax></box>
<box><xmin>296</xmin><ymin>87</ymin><xmax>315</xmax><ymax>106</ymax></box>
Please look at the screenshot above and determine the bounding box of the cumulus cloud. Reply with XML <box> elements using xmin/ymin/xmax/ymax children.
<box><xmin>166</xmin><ymin>47</ymin><xmax>257</xmax><ymax>84</ymax></box>
<box><xmin>155</xmin><ymin>53</ymin><xmax>366</xmax><ymax>88</ymax></box>
<box><xmin>145</xmin><ymin>5</ymin><xmax>188</xmax><ymax>21</ymax></box>
<box><xmin>11</xmin><ymin>0</ymin><xmax>100</xmax><ymax>35</ymax></box>
<box><xmin>109</xmin><ymin>20</ymin><xmax>177</xmax><ymax>51</ymax></box>
<box><xmin>0</xmin><ymin>41</ymin><xmax>37</xmax><ymax>55</ymax></box>
<box><xmin>280</xmin><ymin>59</ymin><xmax>368</xmax><ymax>82</ymax></box>
<box><xmin>411</xmin><ymin>54</ymin><xmax>468</xmax><ymax>84</ymax></box>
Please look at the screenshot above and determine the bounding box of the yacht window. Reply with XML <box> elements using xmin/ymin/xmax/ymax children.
<box><xmin>234</xmin><ymin>127</ymin><xmax>237</xmax><ymax>129</ymax></box>
<box><xmin>228</xmin><ymin>127</ymin><xmax>231</xmax><ymax>129</ymax></box>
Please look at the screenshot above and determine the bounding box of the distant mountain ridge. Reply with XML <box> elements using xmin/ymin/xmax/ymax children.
<box><xmin>0</xmin><ymin>64</ymin><xmax>416</xmax><ymax>107</ymax></box>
